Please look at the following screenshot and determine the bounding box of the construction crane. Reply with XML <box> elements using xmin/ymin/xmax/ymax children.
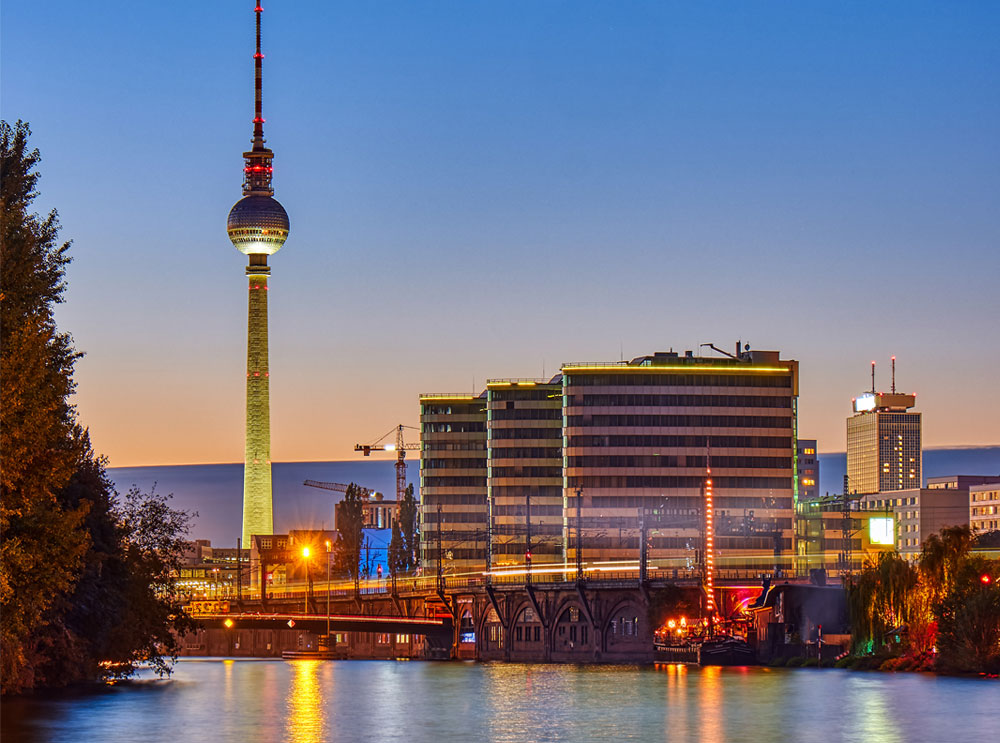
<box><xmin>355</xmin><ymin>424</ymin><xmax>419</xmax><ymax>502</ymax></box>
<box><xmin>302</xmin><ymin>480</ymin><xmax>380</xmax><ymax>498</ymax></box>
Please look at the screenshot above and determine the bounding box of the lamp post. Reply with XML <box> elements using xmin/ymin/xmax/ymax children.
<box><xmin>325</xmin><ymin>539</ymin><xmax>332</xmax><ymax>641</ymax></box>
<box><xmin>301</xmin><ymin>546</ymin><xmax>311</xmax><ymax>613</ymax></box>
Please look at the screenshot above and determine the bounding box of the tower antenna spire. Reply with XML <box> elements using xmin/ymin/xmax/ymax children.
<box><xmin>253</xmin><ymin>2</ymin><xmax>265</xmax><ymax>149</ymax></box>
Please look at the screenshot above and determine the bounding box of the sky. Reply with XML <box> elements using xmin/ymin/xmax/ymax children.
<box><xmin>3</xmin><ymin>1</ymin><xmax>999</xmax><ymax>467</ymax></box>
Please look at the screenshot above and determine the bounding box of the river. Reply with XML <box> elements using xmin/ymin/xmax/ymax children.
<box><xmin>2</xmin><ymin>660</ymin><xmax>996</xmax><ymax>743</ymax></box>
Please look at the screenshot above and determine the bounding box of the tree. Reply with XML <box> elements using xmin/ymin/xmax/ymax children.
<box><xmin>933</xmin><ymin>556</ymin><xmax>1000</xmax><ymax>674</ymax></box>
<box><xmin>1</xmin><ymin>120</ymin><xmax>90</xmax><ymax>693</ymax></box>
<box><xmin>398</xmin><ymin>483</ymin><xmax>419</xmax><ymax>571</ymax></box>
<box><xmin>335</xmin><ymin>483</ymin><xmax>364</xmax><ymax>581</ymax></box>
<box><xmin>388</xmin><ymin>520</ymin><xmax>405</xmax><ymax>580</ymax></box>
<box><xmin>845</xmin><ymin>551</ymin><xmax>919</xmax><ymax>655</ymax></box>
<box><xmin>1</xmin><ymin>121</ymin><xmax>196</xmax><ymax>693</ymax></box>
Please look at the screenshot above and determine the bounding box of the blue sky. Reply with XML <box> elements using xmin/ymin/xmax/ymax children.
<box><xmin>3</xmin><ymin>1</ymin><xmax>998</xmax><ymax>465</ymax></box>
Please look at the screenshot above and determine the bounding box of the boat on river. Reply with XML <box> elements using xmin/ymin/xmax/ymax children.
<box><xmin>698</xmin><ymin>637</ymin><xmax>757</xmax><ymax>666</ymax></box>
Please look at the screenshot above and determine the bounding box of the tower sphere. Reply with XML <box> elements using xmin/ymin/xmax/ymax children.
<box><xmin>228</xmin><ymin>194</ymin><xmax>290</xmax><ymax>256</ymax></box>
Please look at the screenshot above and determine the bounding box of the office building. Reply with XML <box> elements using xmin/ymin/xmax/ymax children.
<box><xmin>418</xmin><ymin>393</ymin><xmax>488</xmax><ymax>572</ymax></box>
<box><xmin>486</xmin><ymin>377</ymin><xmax>564</xmax><ymax>570</ymax></box>
<box><xmin>561</xmin><ymin>348</ymin><xmax>799</xmax><ymax>565</ymax></box>
<box><xmin>846</xmin><ymin>387</ymin><xmax>921</xmax><ymax>496</ymax></box>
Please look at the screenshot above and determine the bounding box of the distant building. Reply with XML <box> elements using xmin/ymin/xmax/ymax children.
<box><xmin>335</xmin><ymin>492</ymin><xmax>399</xmax><ymax>531</ymax></box>
<box><xmin>927</xmin><ymin>474</ymin><xmax>1000</xmax><ymax>490</ymax></box>
<box><xmin>847</xmin><ymin>388</ymin><xmax>921</xmax><ymax>495</ymax></box>
<box><xmin>970</xmin><ymin>482</ymin><xmax>1000</xmax><ymax>534</ymax></box>
<box><xmin>418</xmin><ymin>393</ymin><xmax>488</xmax><ymax>572</ymax></box>
<box><xmin>860</xmin><ymin>488</ymin><xmax>968</xmax><ymax>557</ymax></box>
<box><xmin>797</xmin><ymin>439</ymin><xmax>819</xmax><ymax>501</ymax></box>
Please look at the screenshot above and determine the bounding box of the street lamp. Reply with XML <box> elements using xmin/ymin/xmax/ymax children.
<box><xmin>325</xmin><ymin>539</ymin><xmax>332</xmax><ymax>641</ymax></box>
<box><xmin>301</xmin><ymin>547</ymin><xmax>312</xmax><ymax>613</ymax></box>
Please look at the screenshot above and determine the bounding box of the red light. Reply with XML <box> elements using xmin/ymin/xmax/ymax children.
<box><xmin>982</xmin><ymin>574</ymin><xmax>992</xmax><ymax>585</ymax></box>
<box><xmin>254</xmin><ymin>53</ymin><xmax>264</xmax><ymax>59</ymax></box>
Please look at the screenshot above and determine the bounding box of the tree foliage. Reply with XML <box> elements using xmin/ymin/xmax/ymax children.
<box><xmin>335</xmin><ymin>483</ymin><xmax>365</xmax><ymax>580</ymax></box>
<box><xmin>388</xmin><ymin>520</ymin><xmax>405</xmax><ymax>579</ymax></box>
<box><xmin>846</xmin><ymin>525</ymin><xmax>1000</xmax><ymax>673</ymax></box>
<box><xmin>398</xmin><ymin>483</ymin><xmax>418</xmax><ymax>572</ymax></box>
<box><xmin>1</xmin><ymin>121</ymin><xmax>194</xmax><ymax>693</ymax></box>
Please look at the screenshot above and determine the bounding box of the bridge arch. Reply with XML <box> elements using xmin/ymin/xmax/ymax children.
<box><xmin>602</xmin><ymin>598</ymin><xmax>648</xmax><ymax>655</ymax></box>
<box><xmin>550</xmin><ymin>599</ymin><xmax>593</xmax><ymax>658</ymax></box>
<box><xmin>509</xmin><ymin>601</ymin><xmax>544</xmax><ymax>654</ymax></box>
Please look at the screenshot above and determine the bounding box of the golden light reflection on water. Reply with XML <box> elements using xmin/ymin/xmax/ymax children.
<box><xmin>286</xmin><ymin>660</ymin><xmax>327</xmax><ymax>743</ymax></box>
<box><xmin>698</xmin><ymin>665</ymin><xmax>723</xmax><ymax>743</ymax></box>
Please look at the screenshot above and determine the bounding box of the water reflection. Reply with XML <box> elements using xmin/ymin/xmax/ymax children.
<box><xmin>286</xmin><ymin>660</ymin><xmax>326</xmax><ymax>743</ymax></box>
<box><xmin>698</xmin><ymin>666</ymin><xmax>723</xmax><ymax>743</ymax></box>
<box><xmin>2</xmin><ymin>661</ymin><xmax>997</xmax><ymax>743</ymax></box>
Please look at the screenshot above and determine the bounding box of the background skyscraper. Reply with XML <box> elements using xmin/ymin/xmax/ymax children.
<box><xmin>227</xmin><ymin>2</ymin><xmax>290</xmax><ymax>545</ymax></box>
<box><xmin>846</xmin><ymin>360</ymin><xmax>921</xmax><ymax>495</ymax></box>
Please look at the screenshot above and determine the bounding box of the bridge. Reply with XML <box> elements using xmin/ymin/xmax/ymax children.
<box><xmin>181</xmin><ymin>564</ymin><xmax>813</xmax><ymax>661</ymax></box>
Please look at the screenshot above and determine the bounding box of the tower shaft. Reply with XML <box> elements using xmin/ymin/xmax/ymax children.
<box><xmin>242</xmin><ymin>263</ymin><xmax>273</xmax><ymax>544</ymax></box>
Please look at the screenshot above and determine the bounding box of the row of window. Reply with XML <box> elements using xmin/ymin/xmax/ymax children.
<box><xmin>567</xmin><ymin>475</ymin><xmax>791</xmax><ymax>489</ymax></box>
<box><xmin>486</xmin><ymin>446</ymin><xmax>562</xmax><ymax>459</ymax></box>
<box><xmin>421</xmin><ymin>493</ymin><xmax>487</xmax><ymax>505</ymax></box>
<box><xmin>570</xmin><ymin>394</ymin><xmax>791</xmax><ymax>409</ymax></box>
<box><xmin>489</xmin><ymin>428</ymin><xmax>562</xmax><ymax>440</ymax></box>
<box><xmin>422</xmin><ymin>441</ymin><xmax>487</xmax><ymax>451</ymax></box>
<box><xmin>565</xmin><ymin>415</ymin><xmax>791</xmax><ymax>429</ymax></box>
<box><xmin>489</xmin><ymin>486</ymin><xmax>563</xmax><ymax>497</ymax></box>
<box><xmin>490</xmin><ymin>408</ymin><xmax>562</xmax><ymax>421</ymax></box>
<box><xmin>490</xmin><ymin>466</ymin><xmax>563</xmax><ymax>478</ymax></box>
<box><xmin>422</xmin><ymin>404</ymin><xmax>484</xmax><ymax>415</ymax></box>
<box><xmin>566</xmin><ymin>374</ymin><xmax>791</xmax><ymax>388</ymax></box>
<box><xmin>423</xmin><ymin>475</ymin><xmax>488</xmax><ymax>487</ymax></box>
<box><xmin>423</xmin><ymin>458</ymin><xmax>488</xmax><ymax>469</ymax></box>
<box><xmin>423</xmin><ymin>423</ymin><xmax>486</xmax><ymax>433</ymax></box>
<box><xmin>568</xmin><ymin>434</ymin><xmax>792</xmax><ymax>449</ymax></box>
<box><xmin>588</xmin><ymin>495</ymin><xmax>793</xmax><ymax>510</ymax></box>
<box><xmin>489</xmin><ymin>389</ymin><xmax>560</xmax><ymax>401</ymax></box>
<box><xmin>566</xmin><ymin>455</ymin><xmax>791</xmax><ymax>469</ymax></box>
<box><xmin>491</xmin><ymin>504</ymin><xmax>563</xmax><ymax>516</ymax></box>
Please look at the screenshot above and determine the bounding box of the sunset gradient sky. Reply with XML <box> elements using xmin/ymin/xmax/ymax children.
<box><xmin>3</xmin><ymin>1</ymin><xmax>998</xmax><ymax>466</ymax></box>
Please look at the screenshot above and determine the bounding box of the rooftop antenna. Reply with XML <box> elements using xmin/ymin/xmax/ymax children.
<box><xmin>871</xmin><ymin>360</ymin><xmax>876</xmax><ymax>394</ymax></box>
<box><xmin>891</xmin><ymin>356</ymin><xmax>896</xmax><ymax>394</ymax></box>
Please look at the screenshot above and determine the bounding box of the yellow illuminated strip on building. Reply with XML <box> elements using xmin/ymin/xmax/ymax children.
<box><xmin>419</xmin><ymin>395</ymin><xmax>480</xmax><ymax>401</ymax></box>
<box><xmin>562</xmin><ymin>365</ymin><xmax>790</xmax><ymax>373</ymax></box>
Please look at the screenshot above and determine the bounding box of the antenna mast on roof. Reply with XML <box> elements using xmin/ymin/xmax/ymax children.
<box><xmin>871</xmin><ymin>360</ymin><xmax>876</xmax><ymax>394</ymax></box>
<box><xmin>891</xmin><ymin>356</ymin><xmax>896</xmax><ymax>394</ymax></box>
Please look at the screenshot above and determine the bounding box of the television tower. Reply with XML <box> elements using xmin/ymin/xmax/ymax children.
<box><xmin>227</xmin><ymin>2</ymin><xmax>290</xmax><ymax>545</ymax></box>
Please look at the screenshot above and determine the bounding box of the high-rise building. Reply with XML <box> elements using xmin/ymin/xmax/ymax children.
<box><xmin>797</xmin><ymin>439</ymin><xmax>819</xmax><ymax>501</ymax></box>
<box><xmin>846</xmin><ymin>382</ymin><xmax>921</xmax><ymax>496</ymax></box>
<box><xmin>561</xmin><ymin>349</ymin><xmax>799</xmax><ymax>566</ymax></box>
<box><xmin>486</xmin><ymin>378</ymin><xmax>563</xmax><ymax>570</ymax></box>
<box><xmin>418</xmin><ymin>393</ymin><xmax>487</xmax><ymax>572</ymax></box>
<box><xmin>227</xmin><ymin>3</ymin><xmax>290</xmax><ymax>545</ymax></box>
<box><xmin>419</xmin><ymin>347</ymin><xmax>800</xmax><ymax>574</ymax></box>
